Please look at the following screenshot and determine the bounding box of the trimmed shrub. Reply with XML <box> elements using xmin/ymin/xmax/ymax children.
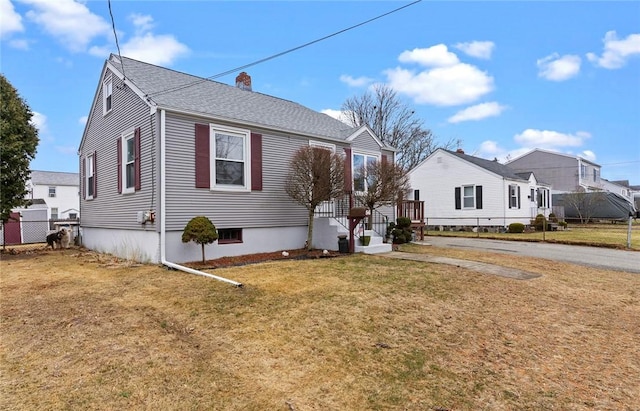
<box><xmin>182</xmin><ymin>216</ymin><xmax>218</xmax><ymax>263</ymax></box>
<box><xmin>508</xmin><ymin>222</ymin><xmax>525</xmax><ymax>233</ymax></box>
<box><xmin>559</xmin><ymin>221</ymin><xmax>568</xmax><ymax>229</ymax></box>
<box><xmin>391</xmin><ymin>217</ymin><xmax>413</xmax><ymax>244</ymax></box>
<box><xmin>534</xmin><ymin>214</ymin><xmax>547</xmax><ymax>231</ymax></box>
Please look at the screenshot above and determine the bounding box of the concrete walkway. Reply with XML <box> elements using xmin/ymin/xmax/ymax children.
<box><xmin>379</xmin><ymin>251</ymin><xmax>541</xmax><ymax>280</ymax></box>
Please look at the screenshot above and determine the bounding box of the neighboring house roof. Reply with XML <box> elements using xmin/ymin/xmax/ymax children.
<box><xmin>106</xmin><ymin>54</ymin><xmax>357</xmax><ymax>142</ymax></box>
<box><xmin>30</xmin><ymin>170</ymin><xmax>79</xmax><ymax>186</ymax></box>
<box><xmin>444</xmin><ymin>150</ymin><xmax>529</xmax><ymax>182</ymax></box>
<box><xmin>515</xmin><ymin>172</ymin><xmax>550</xmax><ymax>186</ymax></box>
<box><xmin>506</xmin><ymin>148</ymin><xmax>601</xmax><ymax>167</ymax></box>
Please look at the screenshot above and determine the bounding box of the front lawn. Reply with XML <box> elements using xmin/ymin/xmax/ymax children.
<box><xmin>1</xmin><ymin>248</ymin><xmax>638</xmax><ymax>410</ymax></box>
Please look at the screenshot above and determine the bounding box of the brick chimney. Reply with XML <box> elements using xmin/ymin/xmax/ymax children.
<box><xmin>456</xmin><ymin>148</ymin><xmax>465</xmax><ymax>154</ymax></box>
<box><xmin>235</xmin><ymin>72</ymin><xmax>252</xmax><ymax>91</ymax></box>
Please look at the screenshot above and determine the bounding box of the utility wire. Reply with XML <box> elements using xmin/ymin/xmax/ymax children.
<box><xmin>149</xmin><ymin>0</ymin><xmax>422</xmax><ymax>98</ymax></box>
<box><xmin>108</xmin><ymin>0</ymin><xmax>126</xmax><ymax>81</ymax></box>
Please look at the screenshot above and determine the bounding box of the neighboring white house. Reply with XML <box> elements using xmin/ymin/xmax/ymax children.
<box><xmin>408</xmin><ymin>148</ymin><xmax>552</xmax><ymax>229</ymax></box>
<box><xmin>27</xmin><ymin>170</ymin><xmax>80</xmax><ymax>220</ymax></box>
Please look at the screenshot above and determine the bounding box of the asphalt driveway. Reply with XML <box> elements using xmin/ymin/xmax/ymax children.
<box><xmin>415</xmin><ymin>236</ymin><xmax>640</xmax><ymax>274</ymax></box>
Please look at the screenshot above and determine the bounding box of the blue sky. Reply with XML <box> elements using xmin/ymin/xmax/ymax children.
<box><xmin>2</xmin><ymin>0</ymin><xmax>639</xmax><ymax>184</ymax></box>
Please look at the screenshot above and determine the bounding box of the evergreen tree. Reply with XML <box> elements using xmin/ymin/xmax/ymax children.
<box><xmin>0</xmin><ymin>74</ymin><xmax>39</xmax><ymax>222</ymax></box>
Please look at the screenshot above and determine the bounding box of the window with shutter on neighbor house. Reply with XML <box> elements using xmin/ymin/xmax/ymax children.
<box><xmin>455</xmin><ymin>185</ymin><xmax>483</xmax><ymax>210</ymax></box>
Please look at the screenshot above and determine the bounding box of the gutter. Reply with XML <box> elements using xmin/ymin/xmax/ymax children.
<box><xmin>158</xmin><ymin>109</ymin><xmax>243</xmax><ymax>287</ymax></box>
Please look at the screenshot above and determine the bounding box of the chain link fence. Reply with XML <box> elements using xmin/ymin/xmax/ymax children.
<box><xmin>1</xmin><ymin>219</ymin><xmax>79</xmax><ymax>253</ymax></box>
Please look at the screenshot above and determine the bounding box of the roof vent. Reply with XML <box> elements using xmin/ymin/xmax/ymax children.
<box><xmin>456</xmin><ymin>148</ymin><xmax>465</xmax><ymax>154</ymax></box>
<box><xmin>235</xmin><ymin>72</ymin><xmax>252</xmax><ymax>91</ymax></box>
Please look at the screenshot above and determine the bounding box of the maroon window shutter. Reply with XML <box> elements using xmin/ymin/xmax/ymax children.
<box><xmin>134</xmin><ymin>127</ymin><xmax>141</xmax><ymax>191</ymax></box>
<box><xmin>381</xmin><ymin>155</ymin><xmax>388</xmax><ymax>165</ymax></box>
<box><xmin>116</xmin><ymin>138</ymin><xmax>122</xmax><ymax>194</ymax></box>
<box><xmin>93</xmin><ymin>151</ymin><xmax>97</xmax><ymax>198</ymax></box>
<box><xmin>82</xmin><ymin>157</ymin><xmax>86</xmax><ymax>199</ymax></box>
<box><xmin>344</xmin><ymin>147</ymin><xmax>352</xmax><ymax>192</ymax></box>
<box><xmin>251</xmin><ymin>133</ymin><xmax>263</xmax><ymax>191</ymax></box>
<box><xmin>455</xmin><ymin>187</ymin><xmax>461</xmax><ymax>209</ymax></box>
<box><xmin>195</xmin><ymin>124</ymin><xmax>210</xmax><ymax>188</ymax></box>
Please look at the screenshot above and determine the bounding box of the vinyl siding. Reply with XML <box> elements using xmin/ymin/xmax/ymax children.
<box><xmin>350</xmin><ymin>129</ymin><xmax>381</xmax><ymax>152</ymax></box>
<box><xmin>409</xmin><ymin>150</ymin><xmax>532</xmax><ymax>226</ymax></box>
<box><xmin>164</xmin><ymin>113</ymin><xmax>321</xmax><ymax>231</ymax></box>
<box><xmin>508</xmin><ymin>151</ymin><xmax>581</xmax><ymax>192</ymax></box>
<box><xmin>80</xmin><ymin>69</ymin><xmax>157</xmax><ymax>231</ymax></box>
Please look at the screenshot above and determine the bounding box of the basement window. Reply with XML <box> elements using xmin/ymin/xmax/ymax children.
<box><xmin>218</xmin><ymin>228</ymin><xmax>243</xmax><ymax>244</ymax></box>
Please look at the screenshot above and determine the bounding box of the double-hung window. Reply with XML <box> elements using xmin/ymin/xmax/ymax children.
<box><xmin>212</xmin><ymin>125</ymin><xmax>250</xmax><ymax>191</ymax></box>
<box><xmin>352</xmin><ymin>152</ymin><xmax>378</xmax><ymax>192</ymax></box>
<box><xmin>48</xmin><ymin>186</ymin><xmax>56</xmax><ymax>198</ymax></box>
<box><xmin>455</xmin><ymin>185</ymin><xmax>482</xmax><ymax>210</ymax></box>
<box><xmin>121</xmin><ymin>129</ymin><xmax>136</xmax><ymax>194</ymax></box>
<box><xmin>509</xmin><ymin>184</ymin><xmax>520</xmax><ymax>209</ymax></box>
<box><xmin>103</xmin><ymin>76</ymin><xmax>112</xmax><ymax>115</ymax></box>
<box><xmin>463</xmin><ymin>185</ymin><xmax>475</xmax><ymax>208</ymax></box>
<box><xmin>86</xmin><ymin>154</ymin><xmax>95</xmax><ymax>199</ymax></box>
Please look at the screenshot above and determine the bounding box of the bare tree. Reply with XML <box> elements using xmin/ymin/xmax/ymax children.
<box><xmin>341</xmin><ymin>84</ymin><xmax>459</xmax><ymax>170</ymax></box>
<box><xmin>560</xmin><ymin>189</ymin><xmax>607</xmax><ymax>224</ymax></box>
<box><xmin>285</xmin><ymin>146</ymin><xmax>345</xmax><ymax>250</ymax></box>
<box><xmin>355</xmin><ymin>159</ymin><xmax>410</xmax><ymax>229</ymax></box>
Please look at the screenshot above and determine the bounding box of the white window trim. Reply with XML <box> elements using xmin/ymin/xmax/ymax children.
<box><xmin>309</xmin><ymin>140</ymin><xmax>336</xmax><ymax>152</ymax></box>
<box><xmin>209</xmin><ymin>124</ymin><xmax>251</xmax><ymax>192</ymax></box>
<box><xmin>48</xmin><ymin>186</ymin><xmax>56</xmax><ymax>198</ymax></box>
<box><xmin>103</xmin><ymin>75</ymin><xmax>113</xmax><ymax>116</ymax></box>
<box><xmin>462</xmin><ymin>185</ymin><xmax>475</xmax><ymax>209</ymax></box>
<box><xmin>121</xmin><ymin>128</ymin><xmax>136</xmax><ymax>194</ymax></box>
<box><xmin>509</xmin><ymin>185</ymin><xmax>518</xmax><ymax>208</ymax></box>
<box><xmin>352</xmin><ymin>150</ymin><xmax>380</xmax><ymax>193</ymax></box>
<box><xmin>86</xmin><ymin>154</ymin><xmax>95</xmax><ymax>200</ymax></box>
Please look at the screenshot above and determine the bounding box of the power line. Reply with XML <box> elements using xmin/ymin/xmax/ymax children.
<box><xmin>149</xmin><ymin>0</ymin><xmax>422</xmax><ymax>98</ymax></box>
<box><xmin>107</xmin><ymin>0</ymin><xmax>126</xmax><ymax>81</ymax></box>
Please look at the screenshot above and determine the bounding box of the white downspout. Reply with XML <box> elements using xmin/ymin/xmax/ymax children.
<box><xmin>158</xmin><ymin>109</ymin><xmax>243</xmax><ymax>287</ymax></box>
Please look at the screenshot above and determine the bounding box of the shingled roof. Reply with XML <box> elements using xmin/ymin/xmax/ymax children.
<box><xmin>108</xmin><ymin>55</ymin><xmax>356</xmax><ymax>141</ymax></box>
<box><xmin>445</xmin><ymin>150</ymin><xmax>529</xmax><ymax>182</ymax></box>
<box><xmin>30</xmin><ymin>170</ymin><xmax>79</xmax><ymax>186</ymax></box>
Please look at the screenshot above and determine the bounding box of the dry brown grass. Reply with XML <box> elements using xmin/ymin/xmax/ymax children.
<box><xmin>1</xmin><ymin>246</ymin><xmax>639</xmax><ymax>410</ymax></box>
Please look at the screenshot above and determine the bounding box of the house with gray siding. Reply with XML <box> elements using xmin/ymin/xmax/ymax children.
<box><xmin>407</xmin><ymin>148</ymin><xmax>552</xmax><ymax>230</ymax></box>
<box><xmin>506</xmin><ymin>149</ymin><xmax>602</xmax><ymax>193</ymax></box>
<box><xmin>79</xmin><ymin>54</ymin><xmax>394</xmax><ymax>263</ymax></box>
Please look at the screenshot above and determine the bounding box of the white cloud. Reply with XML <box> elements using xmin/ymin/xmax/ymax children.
<box><xmin>321</xmin><ymin>109</ymin><xmax>354</xmax><ymax>126</ymax></box>
<box><xmin>587</xmin><ymin>31</ymin><xmax>640</xmax><ymax>69</ymax></box>
<box><xmin>30</xmin><ymin>111</ymin><xmax>54</xmax><ymax>142</ymax></box>
<box><xmin>129</xmin><ymin>13</ymin><xmax>154</xmax><ymax>35</ymax></box>
<box><xmin>385</xmin><ymin>63</ymin><xmax>494</xmax><ymax>106</ymax></box>
<box><xmin>453</xmin><ymin>41</ymin><xmax>495</xmax><ymax>59</ymax></box>
<box><xmin>120</xmin><ymin>33</ymin><xmax>189</xmax><ymax>65</ymax></box>
<box><xmin>339</xmin><ymin>74</ymin><xmax>374</xmax><ymax>87</ymax></box>
<box><xmin>78</xmin><ymin>115</ymin><xmax>88</xmax><ymax>125</ymax></box>
<box><xmin>479</xmin><ymin>140</ymin><xmax>501</xmax><ymax>155</ymax></box>
<box><xmin>580</xmin><ymin>150</ymin><xmax>596</xmax><ymax>162</ymax></box>
<box><xmin>90</xmin><ymin>14</ymin><xmax>189</xmax><ymax>65</ymax></box>
<box><xmin>21</xmin><ymin>0</ymin><xmax>111</xmax><ymax>52</ymax></box>
<box><xmin>447</xmin><ymin>101</ymin><xmax>507</xmax><ymax>123</ymax></box>
<box><xmin>0</xmin><ymin>0</ymin><xmax>24</xmax><ymax>38</ymax></box>
<box><xmin>537</xmin><ymin>53</ymin><xmax>581</xmax><ymax>81</ymax></box>
<box><xmin>398</xmin><ymin>44</ymin><xmax>459</xmax><ymax>67</ymax></box>
<box><xmin>514</xmin><ymin>129</ymin><xmax>591</xmax><ymax>148</ymax></box>
<box><xmin>385</xmin><ymin>44</ymin><xmax>495</xmax><ymax>106</ymax></box>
